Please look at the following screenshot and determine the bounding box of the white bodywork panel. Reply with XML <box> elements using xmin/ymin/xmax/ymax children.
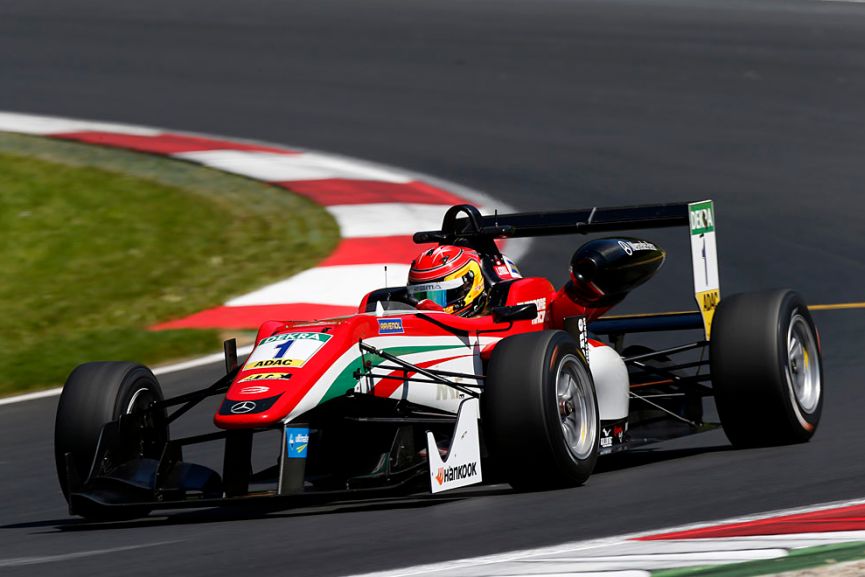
<box><xmin>588</xmin><ymin>342</ymin><xmax>630</xmax><ymax>421</ymax></box>
<box><xmin>351</xmin><ymin>334</ymin><xmax>500</xmax><ymax>414</ymax></box>
<box><xmin>387</xmin><ymin>352</ymin><xmax>481</xmax><ymax>412</ymax></box>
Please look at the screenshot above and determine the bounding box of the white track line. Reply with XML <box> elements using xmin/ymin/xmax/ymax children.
<box><xmin>0</xmin><ymin>541</ymin><xmax>178</xmax><ymax>568</ymax></box>
<box><xmin>0</xmin><ymin>345</ymin><xmax>254</xmax><ymax>407</ymax></box>
<box><xmin>0</xmin><ymin>388</ymin><xmax>65</xmax><ymax>407</ymax></box>
<box><xmin>150</xmin><ymin>345</ymin><xmax>254</xmax><ymax>375</ymax></box>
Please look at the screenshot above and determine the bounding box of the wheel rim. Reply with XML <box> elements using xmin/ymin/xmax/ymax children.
<box><xmin>122</xmin><ymin>386</ymin><xmax>162</xmax><ymax>459</ymax></box>
<box><xmin>786</xmin><ymin>313</ymin><xmax>821</xmax><ymax>414</ymax></box>
<box><xmin>556</xmin><ymin>354</ymin><xmax>597</xmax><ymax>460</ymax></box>
<box><xmin>126</xmin><ymin>387</ymin><xmax>154</xmax><ymax>415</ymax></box>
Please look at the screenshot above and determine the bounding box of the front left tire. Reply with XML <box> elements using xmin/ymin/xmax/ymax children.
<box><xmin>54</xmin><ymin>362</ymin><xmax>168</xmax><ymax>502</ymax></box>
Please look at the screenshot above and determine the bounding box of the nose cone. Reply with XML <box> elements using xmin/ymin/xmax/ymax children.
<box><xmin>214</xmin><ymin>325</ymin><xmax>344</xmax><ymax>429</ymax></box>
<box><xmin>213</xmin><ymin>317</ymin><xmax>380</xmax><ymax>429</ymax></box>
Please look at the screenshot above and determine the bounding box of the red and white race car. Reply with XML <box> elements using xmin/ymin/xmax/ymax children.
<box><xmin>54</xmin><ymin>202</ymin><xmax>823</xmax><ymax>519</ymax></box>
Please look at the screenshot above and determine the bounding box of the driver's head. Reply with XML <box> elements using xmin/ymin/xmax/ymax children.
<box><xmin>407</xmin><ymin>245</ymin><xmax>487</xmax><ymax>316</ymax></box>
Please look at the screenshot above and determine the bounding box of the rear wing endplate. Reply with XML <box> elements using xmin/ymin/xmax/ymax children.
<box><xmin>687</xmin><ymin>200</ymin><xmax>719</xmax><ymax>339</ymax></box>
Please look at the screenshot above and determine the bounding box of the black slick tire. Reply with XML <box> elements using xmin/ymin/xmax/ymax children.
<box><xmin>54</xmin><ymin>362</ymin><xmax>167</xmax><ymax>502</ymax></box>
<box><xmin>482</xmin><ymin>330</ymin><xmax>599</xmax><ymax>490</ymax></box>
<box><xmin>710</xmin><ymin>289</ymin><xmax>823</xmax><ymax>447</ymax></box>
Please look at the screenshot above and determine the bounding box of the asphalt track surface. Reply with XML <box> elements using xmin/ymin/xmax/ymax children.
<box><xmin>2</xmin><ymin>0</ymin><xmax>865</xmax><ymax>575</ymax></box>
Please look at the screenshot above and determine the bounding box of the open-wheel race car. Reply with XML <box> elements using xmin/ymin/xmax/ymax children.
<box><xmin>54</xmin><ymin>201</ymin><xmax>824</xmax><ymax>519</ymax></box>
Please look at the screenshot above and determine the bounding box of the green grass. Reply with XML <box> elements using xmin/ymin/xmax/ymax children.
<box><xmin>0</xmin><ymin>132</ymin><xmax>339</xmax><ymax>395</ymax></box>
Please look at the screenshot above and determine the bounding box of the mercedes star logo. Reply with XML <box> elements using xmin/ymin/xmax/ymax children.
<box><xmin>230</xmin><ymin>401</ymin><xmax>257</xmax><ymax>414</ymax></box>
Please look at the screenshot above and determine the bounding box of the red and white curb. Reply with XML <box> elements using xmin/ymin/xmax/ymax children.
<box><xmin>0</xmin><ymin>111</ymin><xmax>523</xmax><ymax>332</ymax></box>
<box><xmin>350</xmin><ymin>498</ymin><xmax>865</xmax><ymax>577</ymax></box>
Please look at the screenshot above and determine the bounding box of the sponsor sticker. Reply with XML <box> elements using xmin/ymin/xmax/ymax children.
<box><xmin>218</xmin><ymin>394</ymin><xmax>281</xmax><ymax>416</ymax></box>
<box><xmin>230</xmin><ymin>401</ymin><xmax>257</xmax><ymax>414</ymax></box>
<box><xmin>258</xmin><ymin>332</ymin><xmax>332</xmax><ymax>345</ymax></box>
<box><xmin>247</xmin><ymin>359</ymin><xmax>304</xmax><ymax>368</ymax></box>
<box><xmin>237</xmin><ymin>372</ymin><xmax>291</xmax><ymax>383</ymax></box>
<box><xmin>244</xmin><ymin>332</ymin><xmax>331</xmax><ymax>370</ymax></box>
<box><xmin>285</xmin><ymin>427</ymin><xmax>309</xmax><ymax>459</ymax></box>
<box><xmin>576</xmin><ymin>316</ymin><xmax>589</xmax><ymax>363</ymax></box>
<box><xmin>239</xmin><ymin>385</ymin><xmax>271</xmax><ymax>395</ymax></box>
<box><xmin>377</xmin><ymin>318</ymin><xmax>404</xmax><ymax>334</ymax></box>
<box><xmin>493</xmin><ymin>256</ymin><xmax>522</xmax><ymax>280</ymax></box>
<box><xmin>617</xmin><ymin>240</ymin><xmax>657</xmax><ymax>255</ymax></box>
<box><xmin>435</xmin><ymin>384</ymin><xmax>464</xmax><ymax>401</ymax></box>
<box><xmin>688</xmin><ymin>200</ymin><xmax>720</xmax><ymax>339</ymax></box>
<box><xmin>406</xmin><ymin>280</ymin><xmax>463</xmax><ymax>295</ymax></box>
<box><xmin>434</xmin><ymin>462</ymin><xmax>479</xmax><ymax>486</ymax></box>
<box><xmin>600</xmin><ymin>423</ymin><xmax>627</xmax><ymax>451</ymax></box>
<box><xmin>504</xmin><ymin>256</ymin><xmax>522</xmax><ymax>278</ymax></box>
<box><xmin>689</xmin><ymin>201</ymin><xmax>716</xmax><ymax>235</ymax></box>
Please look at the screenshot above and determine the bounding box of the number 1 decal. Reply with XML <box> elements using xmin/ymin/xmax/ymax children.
<box><xmin>273</xmin><ymin>340</ymin><xmax>294</xmax><ymax>359</ymax></box>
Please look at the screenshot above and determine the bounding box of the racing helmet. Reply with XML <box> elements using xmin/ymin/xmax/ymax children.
<box><xmin>407</xmin><ymin>245</ymin><xmax>487</xmax><ymax>316</ymax></box>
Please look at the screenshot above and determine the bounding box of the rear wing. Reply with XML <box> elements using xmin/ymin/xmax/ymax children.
<box><xmin>413</xmin><ymin>203</ymin><xmax>690</xmax><ymax>243</ymax></box>
<box><xmin>414</xmin><ymin>202</ymin><xmax>720</xmax><ymax>338</ymax></box>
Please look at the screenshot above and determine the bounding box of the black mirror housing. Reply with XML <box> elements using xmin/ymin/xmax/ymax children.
<box><xmin>492</xmin><ymin>303</ymin><xmax>538</xmax><ymax>323</ymax></box>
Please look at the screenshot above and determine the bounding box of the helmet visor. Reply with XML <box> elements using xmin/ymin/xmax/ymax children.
<box><xmin>406</xmin><ymin>278</ymin><xmax>467</xmax><ymax>308</ymax></box>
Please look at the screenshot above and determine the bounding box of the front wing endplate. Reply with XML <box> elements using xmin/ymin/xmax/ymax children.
<box><xmin>426</xmin><ymin>398</ymin><xmax>482</xmax><ymax>494</ymax></box>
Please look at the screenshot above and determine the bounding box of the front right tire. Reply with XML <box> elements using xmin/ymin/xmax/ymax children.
<box><xmin>482</xmin><ymin>330</ymin><xmax>599</xmax><ymax>490</ymax></box>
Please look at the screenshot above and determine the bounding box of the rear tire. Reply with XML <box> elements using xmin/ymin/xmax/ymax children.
<box><xmin>482</xmin><ymin>330</ymin><xmax>599</xmax><ymax>490</ymax></box>
<box><xmin>710</xmin><ymin>289</ymin><xmax>822</xmax><ymax>447</ymax></box>
<box><xmin>54</xmin><ymin>362</ymin><xmax>167</xmax><ymax>504</ymax></box>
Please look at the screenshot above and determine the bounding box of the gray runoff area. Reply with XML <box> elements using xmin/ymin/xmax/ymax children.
<box><xmin>2</xmin><ymin>0</ymin><xmax>865</xmax><ymax>576</ymax></box>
